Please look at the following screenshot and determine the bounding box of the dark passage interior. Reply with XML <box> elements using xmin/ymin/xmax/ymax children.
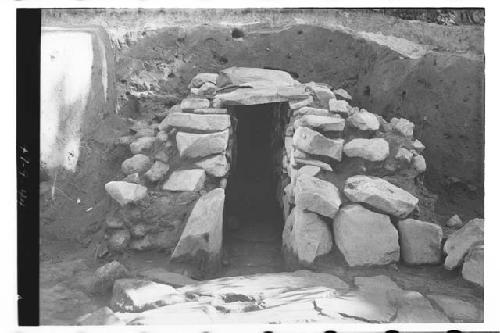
<box><xmin>223</xmin><ymin>103</ymin><xmax>289</xmax><ymax>276</ymax></box>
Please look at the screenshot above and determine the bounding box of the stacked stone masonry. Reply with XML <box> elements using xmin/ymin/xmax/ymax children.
<box><xmin>104</xmin><ymin>67</ymin><xmax>483</xmax><ymax>285</ymax></box>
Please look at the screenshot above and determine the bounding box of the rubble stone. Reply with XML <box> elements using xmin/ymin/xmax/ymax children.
<box><xmin>162</xmin><ymin>169</ymin><xmax>206</xmax><ymax>192</ymax></box>
<box><xmin>343</xmin><ymin>138</ymin><xmax>390</xmax><ymax>162</ymax></box>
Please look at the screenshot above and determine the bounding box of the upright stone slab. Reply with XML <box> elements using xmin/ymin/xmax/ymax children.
<box><xmin>282</xmin><ymin>208</ymin><xmax>333</xmax><ymax>266</ymax></box>
<box><xmin>443</xmin><ymin>218</ymin><xmax>484</xmax><ymax>270</ymax></box>
<box><xmin>171</xmin><ymin>188</ymin><xmax>225</xmax><ymax>276</ymax></box>
<box><xmin>343</xmin><ymin>138</ymin><xmax>390</xmax><ymax>162</ymax></box>
<box><xmin>333</xmin><ymin>204</ymin><xmax>400</xmax><ymax>266</ymax></box>
<box><xmin>160</xmin><ymin>113</ymin><xmax>230</xmax><ymax>132</ymax></box>
<box><xmin>294</xmin><ymin>174</ymin><xmax>341</xmax><ymax>218</ymax></box>
<box><xmin>176</xmin><ymin>130</ymin><xmax>229</xmax><ymax>158</ymax></box>
<box><xmin>398</xmin><ymin>219</ymin><xmax>443</xmax><ymax>264</ymax></box>
<box><xmin>293</xmin><ymin>126</ymin><xmax>344</xmax><ymax>161</ymax></box>
<box><xmin>344</xmin><ymin>175</ymin><xmax>419</xmax><ymax>218</ymax></box>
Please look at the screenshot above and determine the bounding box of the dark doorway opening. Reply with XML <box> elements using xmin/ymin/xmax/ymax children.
<box><xmin>223</xmin><ymin>102</ymin><xmax>289</xmax><ymax>275</ymax></box>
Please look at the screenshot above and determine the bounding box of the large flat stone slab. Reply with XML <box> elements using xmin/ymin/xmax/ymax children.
<box><xmin>171</xmin><ymin>188</ymin><xmax>225</xmax><ymax>276</ymax></box>
<box><xmin>160</xmin><ymin>113</ymin><xmax>230</xmax><ymax>132</ymax></box>
<box><xmin>344</xmin><ymin>175</ymin><xmax>419</xmax><ymax>218</ymax></box>
<box><xmin>214</xmin><ymin>86</ymin><xmax>308</xmax><ymax>106</ymax></box>
<box><xmin>176</xmin><ymin>130</ymin><xmax>229</xmax><ymax>158</ymax></box>
<box><xmin>217</xmin><ymin>66</ymin><xmax>301</xmax><ymax>88</ymax></box>
<box><xmin>333</xmin><ymin>204</ymin><xmax>399</xmax><ymax>266</ymax></box>
<box><xmin>398</xmin><ymin>219</ymin><xmax>443</xmax><ymax>265</ymax></box>
<box><xmin>162</xmin><ymin>169</ymin><xmax>206</xmax><ymax>192</ymax></box>
<box><xmin>443</xmin><ymin>218</ymin><xmax>484</xmax><ymax>270</ymax></box>
<box><xmin>294</xmin><ymin>174</ymin><xmax>341</xmax><ymax>218</ymax></box>
<box><xmin>293</xmin><ymin>126</ymin><xmax>344</xmax><ymax>161</ymax></box>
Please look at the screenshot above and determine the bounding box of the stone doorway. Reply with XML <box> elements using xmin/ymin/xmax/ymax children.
<box><xmin>222</xmin><ymin>102</ymin><xmax>290</xmax><ymax>275</ymax></box>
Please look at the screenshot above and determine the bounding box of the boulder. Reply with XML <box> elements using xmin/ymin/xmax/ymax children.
<box><xmin>194</xmin><ymin>154</ymin><xmax>229</xmax><ymax>178</ymax></box>
<box><xmin>105</xmin><ymin>181</ymin><xmax>148</xmax><ymax>206</ymax></box>
<box><xmin>293</xmin><ymin>126</ymin><xmax>344</xmax><ymax>161</ymax></box>
<box><xmin>398</xmin><ymin>219</ymin><xmax>443</xmax><ymax>264</ymax></box>
<box><xmin>443</xmin><ymin>218</ymin><xmax>484</xmax><ymax>270</ymax></box>
<box><xmin>347</xmin><ymin>111</ymin><xmax>380</xmax><ymax>131</ymax></box>
<box><xmin>391</xmin><ymin>117</ymin><xmax>414</xmax><ymax>138</ymax></box>
<box><xmin>294</xmin><ymin>115</ymin><xmax>345</xmax><ymax>132</ymax></box>
<box><xmin>130</xmin><ymin>137</ymin><xmax>156</xmax><ymax>155</ymax></box>
<box><xmin>333</xmin><ymin>205</ymin><xmax>399</xmax><ymax>266</ymax></box>
<box><xmin>180</xmin><ymin>97</ymin><xmax>210</xmax><ymax>110</ymax></box>
<box><xmin>160</xmin><ymin>113</ymin><xmax>230</xmax><ymax>132</ymax></box>
<box><xmin>282</xmin><ymin>208</ymin><xmax>333</xmax><ymax>265</ymax></box>
<box><xmin>328</xmin><ymin>99</ymin><xmax>350</xmax><ymax>115</ymax></box>
<box><xmin>144</xmin><ymin>161</ymin><xmax>169</xmax><ymax>182</ymax></box>
<box><xmin>176</xmin><ymin>130</ymin><xmax>229</xmax><ymax>158</ymax></box>
<box><xmin>412</xmin><ymin>154</ymin><xmax>427</xmax><ymax>173</ymax></box>
<box><xmin>294</xmin><ymin>174</ymin><xmax>341</xmax><ymax>218</ymax></box>
<box><xmin>110</xmin><ymin>279</ymin><xmax>184</xmax><ymax>312</ymax></box>
<box><xmin>121</xmin><ymin>154</ymin><xmax>152</xmax><ymax>175</ymax></box>
<box><xmin>343</xmin><ymin>138</ymin><xmax>390</xmax><ymax>162</ymax></box>
<box><xmin>304</xmin><ymin>81</ymin><xmax>335</xmax><ymax>106</ymax></box>
<box><xmin>462</xmin><ymin>245</ymin><xmax>484</xmax><ymax>287</ymax></box>
<box><xmin>344</xmin><ymin>175</ymin><xmax>419</xmax><ymax>218</ymax></box>
<box><xmin>90</xmin><ymin>261</ymin><xmax>130</xmax><ymax>294</ymax></box>
<box><xmin>294</xmin><ymin>106</ymin><xmax>330</xmax><ymax>117</ymax></box>
<box><xmin>333</xmin><ymin>88</ymin><xmax>352</xmax><ymax>101</ymax></box>
<box><xmin>162</xmin><ymin>169</ymin><xmax>206</xmax><ymax>192</ymax></box>
<box><xmin>427</xmin><ymin>294</ymin><xmax>481</xmax><ymax>322</ymax></box>
<box><xmin>171</xmin><ymin>188</ymin><xmax>225</xmax><ymax>275</ymax></box>
<box><xmin>189</xmin><ymin>73</ymin><xmax>218</xmax><ymax>88</ymax></box>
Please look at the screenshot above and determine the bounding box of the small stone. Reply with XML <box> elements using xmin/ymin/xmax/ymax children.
<box><xmin>180</xmin><ymin>97</ymin><xmax>210</xmax><ymax>110</ymax></box>
<box><xmin>293</xmin><ymin>157</ymin><xmax>333</xmax><ymax>171</ymax></box>
<box><xmin>129</xmin><ymin>237</ymin><xmax>153</xmax><ymax>251</ymax></box>
<box><xmin>293</xmin><ymin>126</ymin><xmax>344</xmax><ymax>161</ymax></box>
<box><xmin>156</xmin><ymin>131</ymin><xmax>168</xmax><ymax>142</ymax></box>
<box><xmin>108</xmin><ymin>230</ymin><xmax>131</xmax><ymax>252</ymax></box>
<box><xmin>294</xmin><ymin>106</ymin><xmax>330</xmax><ymax>117</ymax></box>
<box><xmin>197</xmin><ymin>82</ymin><xmax>217</xmax><ymax>96</ymax></box>
<box><xmin>162</xmin><ymin>169</ymin><xmax>206</xmax><ymax>192</ymax></box>
<box><xmin>105</xmin><ymin>181</ymin><xmax>148</xmax><ymax>206</ymax></box>
<box><xmin>333</xmin><ymin>88</ymin><xmax>352</xmax><ymax>101</ymax></box>
<box><xmin>305</xmin><ymin>81</ymin><xmax>335</xmax><ymax>106</ymax></box>
<box><xmin>446</xmin><ymin>214</ymin><xmax>464</xmax><ymax>228</ymax></box>
<box><xmin>105</xmin><ymin>213</ymin><xmax>124</xmax><ymax>229</ymax></box>
<box><xmin>289</xmin><ymin>95</ymin><xmax>313</xmax><ymax>110</ymax></box>
<box><xmin>395</xmin><ymin>147</ymin><xmax>414</xmax><ymax>163</ymax></box>
<box><xmin>121</xmin><ymin>154</ymin><xmax>152</xmax><ymax>175</ymax></box>
<box><xmin>328</xmin><ymin>99</ymin><xmax>350</xmax><ymax>115</ymax></box>
<box><xmin>462</xmin><ymin>245</ymin><xmax>483</xmax><ymax>287</ymax></box>
<box><xmin>391</xmin><ymin>117</ymin><xmax>414</xmax><ymax>138</ymax></box>
<box><xmin>344</xmin><ymin>175</ymin><xmax>419</xmax><ymax>218</ymax></box>
<box><xmin>134</xmin><ymin>128</ymin><xmax>156</xmax><ymax>138</ymax></box>
<box><xmin>110</xmin><ymin>279</ymin><xmax>184</xmax><ymax>312</ymax></box>
<box><xmin>189</xmin><ymin>73</ymin><xmax>218</xmax><ymax>88</ymax></box>
<box><xmin>176</xmin><ymin>130</ymin><xmax>229</xmax><ymax>159</ymax></box>
<box><xmin>294</xmin><ymin>115</ymin><xmax>345</xmax><ymax>132</ymax></box>
<box><xmin>413</xmin><ymin>154</ymin><xmax>427</xmax><ymax>173</ymax></box>
<box><xmin>294</xmin><ymin>174</ymin><xmax>342</xmax><ymax>218</ymax></box>
<box><xmin>130</xmin><ymin>137</ymin><xmax>156</xmax><ymax>154</ymax></box>
<box><xmin>427</xmin><ymin>294</ymin><xmax>481</xmax><ymax>322</ymax></box>
<box><xmin>122</xmin><ymin>172</ymin><xmax>140</xmax><ymax>184</ymax></box>
<box><xmin>131</xmin><ymin>224</ymin><xmax>147</xmax><ymax>238</ymax></box>
<box><xmin>343</xmin><ymin>138</ymin><xmax>390</xmax><ymax>162</ymax></box>
<box><xmin>118</xmin><ymin>135</ymin><xmax>135</xmax><ymax>145</ymax></box>
<box><xmin>412</xmin><ymin>139</ymin><xmax>426</xmax><ymax>152</ymax></box>
<box><xmin>154</xmin><ymin>150</ymin><xmax>170</xmax><ymax>164</ymax></box>
<box><xmin>219</xmin><ymin>178</ymin><xmax>227</xmax><ymax>189</ymax></box>
<box><xmin>194</xmin><ymin>154</ymin><xmax>229</xmax><ymax>178</ymax></box>
<box><xmin>145</xmin><ymin>161</ymin><xmax>170</xmax><ymax>182</ymax></box>
<box><xmin>333</xmin><ymin>204</ymin><xmax>399</xmax><ymax>266</ymax></box>
<box><xmin>443</xmin><ymin>218</ymin><xmax>484</xmax><ymax>270</ymax></box>
<box><xmin>348</xmin><ymin>111</ymin><xmax>380</xmax><ymax>131</ymax></box>
<box><xmin>90</xmin><ymin>261</ymin><xmax>129</xmax><ymax>294</ymax></box>
<box><xmin>398</xmin><ymin>219</ymin><xmax>443</xmax><ymax>264</ymax></box>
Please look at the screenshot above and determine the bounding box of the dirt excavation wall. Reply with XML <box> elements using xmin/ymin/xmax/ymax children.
<box><xmin>39</xmin><ymin>26</ymin><xmax>122</xmax><ymax>243</ymax></box>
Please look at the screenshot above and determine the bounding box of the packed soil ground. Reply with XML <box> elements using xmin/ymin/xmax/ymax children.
<box><xmin>39</xmin><ymin>9</ymin><xmax>484</xmax><ymax>325</ymax></box>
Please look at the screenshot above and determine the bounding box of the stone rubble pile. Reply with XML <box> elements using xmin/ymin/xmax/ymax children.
<box><xmin>103</xmin><ymin>67</ymin><xmax>483</xmax><ymax>287</ymax></box>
